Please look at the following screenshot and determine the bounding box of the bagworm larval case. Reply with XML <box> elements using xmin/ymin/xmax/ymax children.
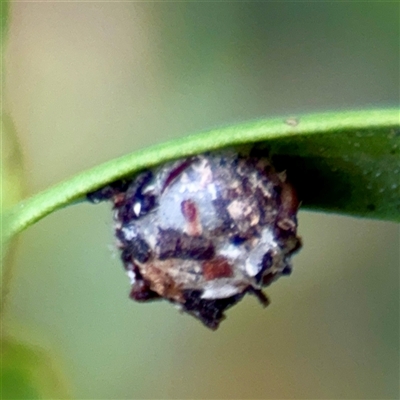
<box><xmin>88</xmin><ymin>150</ymin><xmax>302</xmax><ymax>330</ymax></box>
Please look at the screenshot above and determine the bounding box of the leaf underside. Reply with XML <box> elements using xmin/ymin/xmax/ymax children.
<box><xmin>3</xmin><ymin>109</ymin><xmax>399</xmax><ymax>242</ymax></box>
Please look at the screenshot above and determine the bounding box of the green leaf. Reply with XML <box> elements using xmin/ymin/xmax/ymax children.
<box><xmin>1</xmin><ymin>336</ymin><xmax>71</xmax><ymax>399</ymax></box>
<box><xmin>2</xmin><ymin>109</ymin><xmax>399</xmax><ymax>243</ymax></box>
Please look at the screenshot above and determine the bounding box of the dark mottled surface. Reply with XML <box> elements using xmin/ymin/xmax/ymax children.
<box><xmin>89</xmin><ymin>151</ymin><xmax>301</xmax><ymax>329</ymax></box>
<box><xmin>182</xmin><ymin>289</ymin><xmax>245</xmax><ymax>330</ymax></box>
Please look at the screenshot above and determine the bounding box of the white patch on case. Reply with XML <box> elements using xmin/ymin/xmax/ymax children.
<box><xmin>133</xmin><ymin>202</ymin><xmax>141</xmax><ymax>216</ymax></box>
<box><xmin>245</xmin><ymin>259</ymin><xmax>261</xmax><ymax>277</ymax></box>
<box><xmin>219</xmin><ymin>244</ymin><xmax>243</xmax><ymax>260</ymax></box>
<box><xmin>126</xmin><ymin>270</ymin><xmax>137</xmax><ymax>284</ymax></box>
<box><xmin>121</xmin><ymin>225</ymin><xmax>137</xmax><ymax>241</ymax></box>
<box><xmin>207</xmin><ymin>183</ymin><xmax>218</xmax><ymax>200</ymax></box>
<box><xmin>142</xmin><ymin>185</ymin><xmax>155</xmax><ymax>194</ymax></box>
<box><xmin>199</xmin><ymin>164</ymin><xmax>213</xmax><ymax>187</ymax></box>
<box><xmin>245</xmin><ymin>228</ymin><xmax>278</xmax><ymax>276</ymax></box>
<box><xmin>201</xmin><ymin>282</ymin><xmax>241</xmax><ymax>299</ymax></box>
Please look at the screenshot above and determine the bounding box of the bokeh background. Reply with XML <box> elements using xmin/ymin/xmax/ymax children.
<box><xmin>3</xmin><ymin>2</ymin><xmax>399</xmax><ymax>399</ymax></box>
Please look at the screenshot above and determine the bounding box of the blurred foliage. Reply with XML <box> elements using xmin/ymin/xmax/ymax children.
<box><xmin>1</xmin><ymin>114</ymin><xmax>25</xmax><ymax>212</ymax></box>
<box><xmin>1</xmin><ymin>0</ymin><xmax>9</xmax><ymax>42</ymax></box>
<box><xmin>1</xmin><ymin>336</ymin><xmax>70</xmax><ymax>399</ymax></box>
<box><xmin>1</xmin><ymin>4</ymin><xmax>25</xmax><ymax>304</ymax></box>
<box><xmin>2</xmin><ymin>3</ymin><xmax>70</xmax><ymax>400</ymax></box>
<box><xmin>1</xmin><ymin>115</ymin><xmax>25</xmax><ymax>312</ymax></box>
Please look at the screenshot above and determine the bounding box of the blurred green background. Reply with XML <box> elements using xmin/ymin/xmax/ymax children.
<box><xmin>3</xmin><ymin>2</ymin><xmax>399</xmax><ymax>399</ymax></box>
